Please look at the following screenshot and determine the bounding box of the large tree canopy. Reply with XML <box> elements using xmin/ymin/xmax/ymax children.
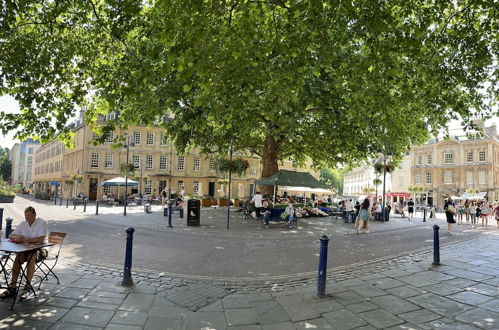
<box><xmin>1</xmin><ymin>1</ymin><xmax>497</xmax><ymax>193</ymax></box>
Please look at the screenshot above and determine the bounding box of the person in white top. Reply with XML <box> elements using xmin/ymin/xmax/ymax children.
<box><xmin>251</xmin><ymin>192</ymin><xmax>263</xmax><ymax>217</ymax></box>
<box><xmin>0</xmin><ymin>206</ymin><xmax>48</xmax><ymax>301</ymax></box>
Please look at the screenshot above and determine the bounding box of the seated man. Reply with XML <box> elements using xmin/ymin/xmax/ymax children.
<box><xmin>261</xmin><ymin>201</ymin><xmax>271</xmax><ymax>229</ymax></box>
<box><xmin>0</xmin><ymin>206</ymin><xmax>48</xmax><ymax>301</ymax></box>
<box><xmin>284</xmin><ymin>202</ymin><xmax>296</xmax><ymax>229</ymax></box>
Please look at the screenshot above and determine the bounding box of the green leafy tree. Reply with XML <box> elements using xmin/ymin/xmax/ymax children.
<box><xmin>0</xmin><ymin>147</ymin><xmax>12</xmax><ymax>183</ymax></box>
<box><xmin>320</xmin><ymin>168</ymin><xmax>347</xmax><ymax>196</ymax></box>
<box><xmin>0</xmin><ymin>1</ymin><xmax>497</xmax><ymax>196</ymax></box>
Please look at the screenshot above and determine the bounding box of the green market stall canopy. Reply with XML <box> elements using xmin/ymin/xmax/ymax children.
<box><xmin>255</xmin><ymin>170</ymin><xmax>331</xmax><ymax>189</ymax></box>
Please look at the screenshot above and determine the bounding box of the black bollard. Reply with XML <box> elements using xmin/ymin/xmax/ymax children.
<box><xmin>54</xmin><ymin>196</ymin><xmax>57</xmax><ymax>205</ymax></box>
<box><xmin>5</xmin><ymin>217</ymin><xmax>13</xmax><ymax>239</ymax></box>
<box><xmin>121</xmin><ymin>227</ymin><xmax>135</xmax><ymax>286</ymax></box>
<box><xmin>432</xmin><ymin>225</ymin><xmax>440</xmax><ymax>265</ymax></box>
<box><xmin>60</xmin><ymin>197</ymin><xmax>63</xmax><ymax>206</ymax></box>
<box><xmin>73</xmin><ymin>200</ymin><xmax>76</xmax><ymax>210</ymax></box>
<box><xmin>179</xmin><ymin>207</ymin><xmax>184</xmax><ymax>219</ymax></box>
<box><xmin>96</xmin><ymin>200</ymin><xmax>99</xmax><ymax>215</ymax></box>
<box><xmin>0</xmin><ymin>207</ymin><xmax>3</xmax><ymax>231</ymax></box>
<box><xmin>316</xmin><ymin>235</ymin><xmax>330</xmax><ymax>297</ymax></box>
<box><xmin>163</xmin><ymin>207</ymin><xmax>168</xmax><ymax>217</ymax></box>
<box><xmin>423</xmin><ymin>207</ymin><xmax>427</xmax><ymax>222</ymax></box>
<box><xmin>168</xmin><ymin>201</ymin><xmax>173</xmax><ymax>227</ymax></box>
<box><xmin>83</xmin><ymin>199</ymin><xmax>87</xmax><ymax>212</ymax></box>
<box><xmin>66</xmin><ymin>198</ymin><xmax>69</xmax><ymax>208</ymax></box>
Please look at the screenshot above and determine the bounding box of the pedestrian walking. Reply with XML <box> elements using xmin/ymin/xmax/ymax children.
<box><xmin>444</xmin><ymin>199</ymin><xmax>456</xmax><ymax>234</ymax></box>
<box><xmin>481</xmin><ymin>201</ymin><xmax>489</xmax><ymax>229</ymax></box>
<box><xmin>251</xmin><ymin>191</ymin><xmax>263</xmax><ymax>218</ymax></box>
<box><xmin>407</xmin><ymin>198</ymin><xmax>414</xmax><ymax>221</ymax></box>
<box><xmin>464</xmin><ymin>199</ymin><xmax>470</xmax><ymax>223</ymax></box>
<box><xmin>457</xmin><ymin>201</ymin><xmax>465</xmax><ymax>225</ymax></box>
<box><xmin>356</xmin><ymin>198</ymin><xmax>370</xmax><ymax>234</ymax></box>
<box><xmin>429</xmin><ymin>204</ymin><xmax>437</xmax><ymax>220</ymax></box>
<box><xmin>494</xmin><ymin>203</ymin><xmax>499</xmax><ymax>229</ymax></box>
<box><xmin>470</xmin><ymin>201</ymin><xmax>477</xmax><ymax>228</ymax></box>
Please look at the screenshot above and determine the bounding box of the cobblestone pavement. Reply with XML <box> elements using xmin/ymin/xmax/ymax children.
<box><xmin>0</xmin><ymin>231</ymin><xmax>497</xmax><ymax>329</ymax></box>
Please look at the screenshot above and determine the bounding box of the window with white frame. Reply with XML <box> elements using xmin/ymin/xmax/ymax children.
<box><xmin>177</xmin><ymin>156</ymin><xmax>185</xmax><ymax>171</ymax></box>
<box><xmin>193</xmin><ymin>181</ymin><xmax>200</xmax><ymax>196</ymax></box>
<box><xmin>193</xmin><ymin>157</ymin><xmax>200</xmax><ymax>171</ymax></box>
<box><xmin>479</xmin><ymin>170</ymin><xmax>486</xmax><ymax>184</ymax></box>
<box><xmin>145</xmin><ymin>180</ymin><xmax>152</xmax><ymax>194</ymax></box>
<box><xmin>133</xmin><ymin>155</ymin><xmax>140</xmax><ymax>168</ymax></box>
<box><xmin>160</xmin><ymin>133</ymin><xmax>166</xmax><ymax>145</ymax></box>
<box><xmin>90</xmin><ymin>152</ymin><xmax>99</xmax><ymax>168</ymax></box>
<box><xmin>444</xmin><ymin>152</ymin><xmax>454</xmax><ymax>164</ymax></box>
<box><xmin>415</xmin><ymin>173</ymin><xmax>422</xmax><ymax>184</ymax></box>
<box><xmin>427</xmin><ymin>154</ymin><xmax>432</xmax><ymax>165</ymax></box>
<box><xmin>425</xmin><ymin>172</ymin><xmax>432</xmax><ymax>184</ymax></box>
<box><xmin>105</xmin><ymin>131</ymin><xmax>114</xmax><ymax>143</ymax></box>
<box><xmin>416</xmin><ymin>155</ymin><xmax>422</xmax><ymax>165</ymax></box>
<box><xmin>209</xmin><ymin>158</ymin><xmax>215</xmax><ymax>171</ymax></box>
<box><xmin>466</xmin><ymin>170</ymin><xmax>473</xmax><ymax>184</ymax></box>
<box><xmin>146</xmin><ymin>154</ymin><xmax>153</xmax><ymax>169</ymax></box>
<box><xmin>159</xmin><ymin>155</ymin><xmax>168</xmax><ymax>170</ymax></box>
<box><xmin>466</xmin><ymin>151</ymin><xmax>473</xmax><ymax>163</ymax></box>
<box><xmin>146</xmin><ymin>132</ymin><xmax>154</xmax><ymax>145</ymax></box>
<box><xmin>105</xmin><ymin>153</ymin><xmax>113</xmax><ymax>168</ymax></box>
<box><xmin>133</xmin><ymin>131</ymin><xmax>141</xmax><ymax>145</ymax></box>
<box><xmin>103</xmin><ymin>185</ymin><xmax>110</xmax><ymax>193</ymax></box>
<box><xmin>478</xmin><ymin>151</ymin><xmax>486</xmax><ymax>162</ymax></box>
<box><xmin>444</xmin><ymin>171</ymin><xmax>454</xmax><ymax>184</ymax></box>
<box><xmin>177</xmin><ymin>180</ymin><xmax>184</xmax><ymax>193</ymax></box>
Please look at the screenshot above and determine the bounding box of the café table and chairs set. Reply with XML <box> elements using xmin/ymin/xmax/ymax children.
<box><xmin>0</xmin><ymin>232</ymin><xmax>66</xmax><ymax>309</ymax></box>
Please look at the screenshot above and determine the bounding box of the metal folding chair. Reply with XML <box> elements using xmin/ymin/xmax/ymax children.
<box><xmin>35</xmin><ymin>232</ymin><xmax>66</xmax><ymax>289</ymax></box>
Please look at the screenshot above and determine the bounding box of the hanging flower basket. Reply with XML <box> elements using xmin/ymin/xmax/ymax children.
<box><xmin>466</xmin><ymin>188</ymin><xmax>480</xmax><ymax>194</ymax></box>
<box><xmin>374</xmin><ymin>163</ymin><xmax>396</xmax><ymax>173</ymax></box>
<box><xmin>217</xmin><ymin>158</ymin><xmax>250</xmax><ymax>175</ymax></box>
<box><xmin>71</xmin><ymin>175</ymin><xmax>83</xmax><ymax>183</ymax></box>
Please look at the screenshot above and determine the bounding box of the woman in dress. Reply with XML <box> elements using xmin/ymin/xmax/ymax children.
<box><xmin>444</xmin><ymin>198</ymin><xmax>456</xmax><ymax>234</ymax></box>
<box><xmin>357</xmin><ymin>198</ymin><xmax>371</xmax><ymax>234</ymax></box>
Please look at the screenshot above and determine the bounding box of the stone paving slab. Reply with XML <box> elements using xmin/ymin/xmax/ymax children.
<box><xmin>0</xmin><ymin>232</ymin><xmax>497</xmax><ymax>329</ymax></box>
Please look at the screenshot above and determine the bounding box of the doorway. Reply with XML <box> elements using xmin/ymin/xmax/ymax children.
<box><xmin>208</xmin><ymin>182</ymin><xmax>215</xmax><ymax>197</ymax></box>
<box><xmin>89</xmin><ymin>178</ymin><xmax>98</xmax><ymax>200</ymax></box>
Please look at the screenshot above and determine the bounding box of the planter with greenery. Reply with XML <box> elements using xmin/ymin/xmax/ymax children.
<box><xmin>217</xmin><ymin>196</ymin><xmax>228</xmax><ymax>207</ymax></box>
<box><xmin>201</xmin><ymin>195</ymin><xmax>216</xmax><ymax>207</ymax></box>
<box><xmin>0</xmin><ymin>189</ymin><xmax>15</xmax><ymax>203</ymax></box>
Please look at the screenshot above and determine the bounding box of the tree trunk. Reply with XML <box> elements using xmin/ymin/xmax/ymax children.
<box><xmin>260</xmin><ymin>134</ymin><xmax>279</xmax><ymax>196</ymax></box>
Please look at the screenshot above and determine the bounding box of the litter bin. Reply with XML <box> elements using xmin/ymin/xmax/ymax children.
<box><xmin>144</xmin><ymin>203</ymin><xmax>152</xmax><ymax>213</ymax></box>
<box><xmin>187</xmin><ymin>199</ymin><xmax>200</xmax><ymax>226</ymax></box>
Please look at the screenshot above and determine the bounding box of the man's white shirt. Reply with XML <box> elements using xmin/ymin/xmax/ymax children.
<box><xmin>252</xmin><ymin>194</ymin><xmax>263</xmax><ymax>208</ymax></box>
<box><xmin>12</xmin><ymin>218</ymin><xmax>48</xmax><ymax>239</ymax></box>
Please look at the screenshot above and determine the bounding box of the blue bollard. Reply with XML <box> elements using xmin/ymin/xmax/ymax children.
<box><xmin>179</xmin><ymin>207</ymin><xmax>184</xmax><ymax>219</ymax></box>
<box><xmin>83</xmin><ymin>199</ymin><xmax>87</xmax><ymax>212</ymax></box>
<box><xmin>316</xmin><ymin>235</ymin><xmax>330</xmax><ymax>297</ymax></box>
<box><xmin>66</xmin><ymin>198</ymin><xmax>69</xmax><ymax>208</ymax></box>
<box><xmin>121</xmin><ymin>227</ymin><xmax>135</xmax><ymax>286</ymax></box>
<box><xmin>163</xmin><ymin>207</ymin><xmax>168</xmax><ymax>217</ymax></box>
<box><xmin>432</xmin><ymin>225</ymin><xmax>440</xmax><ymax>265</ymax></box>
<box><xmin>0</xmin><ymin>207</ymin><xmax>3</xmax><ymax>231</ymax></box>
<box><xmin>5</xmin><ymin>217</ymin><xmax>13</xmax><ymax>239</ymax></box>
<box><xmin>168</xmin><ymin>201</ymin><xmax>173</xmax><ymax>227</ymax></box>
<box><xmin>96</xmin><ymin>200</ymin><xmax>99</xmax><ymax>215</ymax></box>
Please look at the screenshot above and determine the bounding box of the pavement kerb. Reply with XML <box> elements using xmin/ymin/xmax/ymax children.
<box><xmin>64</xmin><ymin>231</ymin><xmax>495</xmax><ymax>289</ymax></box>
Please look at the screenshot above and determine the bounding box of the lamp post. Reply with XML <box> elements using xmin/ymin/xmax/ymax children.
<box><xmin>124</xmin><ymin>136</ymin><xmax>131</xmax><ymax>216</ymax></box>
